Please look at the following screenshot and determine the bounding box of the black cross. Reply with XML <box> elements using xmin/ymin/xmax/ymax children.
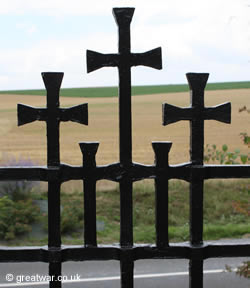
<box><xmin>163</xmin><ymin>72</ymin><xmax>231</xmax><ymax>243</ymax></box>
<box><xmin>87</xmin><ymin>7</ymin><xmax>162</xmax><ymax>166</ymax></box>
<box><xmin>18</xmin><ymin>72</ymin><xmax>88</xmax><ymax>167</ymax></box>
<box><xmin>163</xmin><ymin>73</ymin><xmax>231</xmax><ymax>286</ymax></box>
<box><xmin>86</xmin><ymin>7</ymin><xmax>162</xmax><ymax>250</ymax></box>
<box><xmin>163</xmin><ymin>73</ymin><xmax>231</xmax><ymax>165</ymax></box>
<box><xmin>17</xmin><ymin>72</ymin><xmax>88</xmax><ymax>288</ymax></box>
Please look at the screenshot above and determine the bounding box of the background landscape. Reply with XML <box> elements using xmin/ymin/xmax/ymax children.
<box><xmin>0</xmin><ymin>82</ymin><xmax>249</xmax><ymax>166</ymax></box>
<box><xmin>0</xmin><ymin>82</ymin><xmax>249</xmax><ymax>245</ymax></box>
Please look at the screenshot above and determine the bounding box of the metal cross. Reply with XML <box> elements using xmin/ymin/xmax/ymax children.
<box><xmin>18</xmin><ymin>72</ymin><xmax>88</xmax><ymax>167</ymax></box>
<box><xmin>163</xmin><ymin>73</ymin><xmax>231</xmax><ymax>287</ymax></box>
<box><xmin>87</xmin><ymin>7</ymin><xmax>162</xmax><ymax>166</ymax></box>
<box><xmin>86</xmin><ymin>8</ymin><xmax>162</xmax><ymax>267</ymax></box>
<box><xmin>17</xmin><ymin>72</ymin><xmax>88</xmax><ymax>288</ymax></box>
<box><xmin>163</xmin><ymin>73</ymin><xmax>231</xmax><ymax>165</ymax></box>
<box><xmin>163</xmin><ymin>73</ymin><xmax>231</xmax><ymax>242</ymax></box>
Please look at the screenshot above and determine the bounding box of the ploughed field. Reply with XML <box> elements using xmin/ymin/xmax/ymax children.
<box><xmin>0</xmin><ymin>89</ymin><xmax>248</xmax><ymax>167</ymax></box>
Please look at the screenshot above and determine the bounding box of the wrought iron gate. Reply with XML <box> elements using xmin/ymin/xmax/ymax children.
<box><xmin>0</xmin><ymin>7</ymin><xmax>249</xmax><ymax>288</ymax></box>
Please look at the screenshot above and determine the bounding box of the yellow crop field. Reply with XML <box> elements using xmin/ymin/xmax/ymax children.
<box><xmin>0</xmin><ymin>89</ymin><xmax>249</xmax><ymax>168</ymax></box>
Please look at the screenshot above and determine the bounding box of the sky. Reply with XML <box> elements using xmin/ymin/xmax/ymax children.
<box><xmin>0</xmin><ymin>0</ymin><xmax>250</xmax><ymax>90</ymax></box>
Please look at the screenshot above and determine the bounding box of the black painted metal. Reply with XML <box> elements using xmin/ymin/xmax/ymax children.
<box><xmin>18</xmin><ymin>72</ymin><xmax>88</xmax><ymax>288</ymax></box>
<box><xmin>163</xmin><ymin>72</ymin><xmax>232</xmax><ymax>286</ymax></box>
<box><xmin>152</xmin><ymin>142</ymin><xmax>172</xmax><ymax>249</ymax></box>
<box><xmin>87</xmin><ymin>7</ymin><xmax>162</xmax><ymax>251</ymax></box>
<box><xmin>79</xmin><ymin>142</ymin><xmax>99</xmax><ymax>247</ymax></box>
<box><xmin>0</xmin><ymin>6</ymin><xmax>249</xmax><ymax>288</ymax></box>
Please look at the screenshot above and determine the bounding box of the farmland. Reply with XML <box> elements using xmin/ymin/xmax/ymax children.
<box><xmin>0</xmin><ymin>87</ymin><xmax>249</xmax><ymax>168</ymax></box>
<box><xmin>0</xmin><ymin>81</ymin><xmax>250</xmax><ymax>98</ymax></box>
<box><xmin>0</xmin><ymin>84</ymin><xmax>249</xmax><ymax>244</ymax></box>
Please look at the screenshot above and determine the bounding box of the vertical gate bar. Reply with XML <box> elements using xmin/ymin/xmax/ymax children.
<box><xmin>187</xmin><ymin>73</ymin><xmax>207</xmax><ymax>288</ymax></box>
<box><xmin>49</xmin><ymin>262</ymin><xmax>62</xmax><ymax>288</ymax></box>
<box><xmin>84</xmin><ymin>180</ymin><xmax>97</xmax><ymax>246</ymax></box>
<box><xmin>188</xmin><ymin>74</ymin><xmax>206</xmax><ymax>166</ymax></box>
<box><xmin>120</xmin><ymin>250</ymin><xmax>134</xmax><ymax>288</ymax></box>
<box><xmin>189</xmin><ymin>179</ymin><xmax>204</xmax><ymax>288</ymax></box>
<box><xmin>152</xmin><ymin>142</ymin><xmax>172</xmax><ymax>248</ymax></box>
<box><xmin>190</xmin><ymin>179</ymin><xmax>204</xmax><ymax>245</ymax></box>
<box><xmin>189</xmin><ymin>259</ymin><xmax>203</xmax><ymax>288</ymax></box>
<box><xmin>189</xmin><ymin>112</ymin><xmax>204</xmax><ymax>245</ymax></box>
<box><xmin>116</xmin><ymin>9</ymin><xmax>134</xmax><ymax>248</ymax></box>
<box><xmin>43</xmin><ymin>72</ymin><xmax>62</xmax><ymax>167</ymax></box>
<box><xmin>120</xmin><ymin>260</ymin><xmax>134</xmax><ymax>288</ymax></box>
<box><xmin>86</xmin><ymin>7</ymin><xmax>161</xmax><ymax>248</ymax></box>
<box><xmin>42</xmin><ymin>72</ymin><xmax>62</xmax><ymax>247</ymax></box>
<box><xmin>119</xmin><ymin>10</ymin><xmax>134</xmax><ymax>268</ymax></box>
<box><xmin>79</xmin><ymin>142</ymin><xmax>99</xmax><ymax>247</ymax></box>
<box><xmin>155</xmin><ymin>177</ymin><xmax>169</xmax><ymax>247</ymax></box>
<box><xmin>119</xmin><ymin>65</ymin><xmax>132</xmax><ymax>165</ymax></box>
<box><xmin>187</xmin><ymin>74</ymin><xmax>206</xmax><ymax>246</ymax></box>
<box><xmin>44</xmin><ymin>71</ymin><xmax>62</xmax><ymax>248</ymax></box>
<box><xmin>48</xmin><ymin>182</ymin><xmax>61</xmax><ymax>288</ymax></box>
<box><xmin>120</xmin><ymin>180</ymin><xmax>133</xmax><ymax>247</ymax></box>
<box><xmin>48</xmin><ymin>181</ymin><xmax>61</xmax><ymax>247</ymax></box>
<box><xmin>42</xmin><ymin>72</ymin><xmax>63</xmax><ymax>288</ymax></box>
<box><xmin>163</xmin><ymin>72</ymin><xmax>231</xmax><ymax>288</ymax></box>
<box><xmin>86</xmin><ymin>7</ymin><xmax>162</xmax><ymax>287</ymax></box>
<box><xmin>117</xmin><ymin>10</ymin><xmax>133</xmax><ymax>166</ymax></box>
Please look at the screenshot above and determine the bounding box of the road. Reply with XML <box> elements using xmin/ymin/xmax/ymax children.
<box><xmin>0</xmin><ymin>239</ymin><xmax>249</xmax><ymax>288</ymax></box>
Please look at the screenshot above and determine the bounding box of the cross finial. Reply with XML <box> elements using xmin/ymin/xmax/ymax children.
<box><xmin>87</xmin><ymin>7</ymin><xmax>162</xmax><ymax>166</ymax></box>
<box><xmin>163</xmin><ymin>72</ymin><xmax>231</xmax><ymax>164</ymax></box>
<box><xmin>152</xmin><ymin>142</ymin><xmax>172</xmax><ymax>248</ymax></box>
<box><xmin>18</xmin><ymin>72</ymin><xmax>88</xmax><ymax>166</ymax></box>
<box><xmin>79</xmin><ymin>142</ymin><xmax>99</xmax><ymax>247</ymax></box>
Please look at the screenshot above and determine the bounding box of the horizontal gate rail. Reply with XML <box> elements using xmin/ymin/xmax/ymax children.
<box><xmin>0</xmin><ymin>6</ymin><xmax>249</xmax><ymax>288</ymax></box>
<box><xmin>0</xmin><ymin>163</ymin><xmax>249</xmax><ymax>182</ymax></box>
<box><xmin>1</xmin><ymin>243</ymin><xmax>250</xmax><ymax>262</ymax></box>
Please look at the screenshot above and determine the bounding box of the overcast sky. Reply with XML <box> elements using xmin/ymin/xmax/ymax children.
<box><xmin>0</xmin><ymin>0</ymin><xmax>249</xmax><ymax>90</ymax></box>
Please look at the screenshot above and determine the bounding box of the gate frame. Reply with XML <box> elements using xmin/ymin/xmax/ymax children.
<box><xmin>0</xmin><ymin>7</ymin><xmax>249</xmax><ymax>288</ymax></box>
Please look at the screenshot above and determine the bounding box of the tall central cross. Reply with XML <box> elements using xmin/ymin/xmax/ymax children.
<box><xmin>87</xmin><ymin>7</ymin><xmax>162</xmax><ymax>166</ymax></box>
<box><xmin>87</xmin><ymin>15</ymin><xmax>162</xmax><ymax>284</ymax></box>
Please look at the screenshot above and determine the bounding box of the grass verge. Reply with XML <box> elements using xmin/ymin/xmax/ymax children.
<box><xmin>1</xmin><ymin>179</ymin><xmax>249</xmax><ymax>246</ymax></box>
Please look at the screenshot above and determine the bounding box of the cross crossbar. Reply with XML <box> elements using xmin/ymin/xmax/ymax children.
<box><xmin>163</xmin><ymin>73</ymin><xmax>231</xmax><ymax>126</ymax></box>
<box><xmin>163</xmin><ymin>73</ymin><xmax>231</xmax><ymax>165</ymax></box>
<box><xmin>18</xmin><ymin>74</ymin><xmax>88</xmax><ymax>127</ymax></box>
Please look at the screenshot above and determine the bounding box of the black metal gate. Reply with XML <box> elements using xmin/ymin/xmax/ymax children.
<box><xmin>0</xmin><ymin>7</ymin><xmax>249</xmax><ymax>288</ymax></box>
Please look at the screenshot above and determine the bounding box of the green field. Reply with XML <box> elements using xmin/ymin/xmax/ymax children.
<box><xmin>1</xmin><ymin>81</ymin><xmax>250</xmax><ymax>97</ymax></box>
